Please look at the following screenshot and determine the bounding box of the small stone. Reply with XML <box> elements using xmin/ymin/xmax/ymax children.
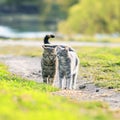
<box><xmin>96</xmin><ymin>89</ymin><xmax>99</xmax><ymax>92</ymax></box>
<box><xmin>64</xmin><ymin>87</ymin><xmax>67</xmax><ymax>90</ymax></box>
<box><xmin>108</xmin><ymin>86</ymin><xmax>113</xmax><ymax>89</ymax></box>
<box><xmin>79</xmin><ymin>85</ymin><xmax>86</xmax><ymax>89</ymax></box>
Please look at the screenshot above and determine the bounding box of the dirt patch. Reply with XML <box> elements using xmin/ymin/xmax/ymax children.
<box><xmin>0</xmin><ymin>55</ymin><xmax>41</xmax><ymax>82</ymax></box>
<box><xmin>0</xmin><ymin>55</ymin><xmax>120</xmax><ymax>110</ymax></box>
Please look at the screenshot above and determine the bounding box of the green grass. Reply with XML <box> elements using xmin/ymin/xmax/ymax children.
<box><xmin>76</xmin><ymin>47</ymin><xmax>120</xmax><ymax>90</ymax></box>
<box><xmin>0</xmin><ymin>63</ymin><xmax>117</xmax><ymax>120</ymax></box>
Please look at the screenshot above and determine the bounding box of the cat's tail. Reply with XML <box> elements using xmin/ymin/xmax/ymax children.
<box><xmin>44</xmin><ymin>34</ymin><xmax>55</xmax><ymax>44</ymax></box>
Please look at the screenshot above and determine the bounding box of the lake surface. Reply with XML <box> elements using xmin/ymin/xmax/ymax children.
<box><xmin>0</xmin><ymin>14</ymin><xmax>56</xmax><ymax>38</ymax></box>
<box><xmin>0</xmin><ymin>26</ymin><xmax>55</xmax><ymax>38</ymax></box>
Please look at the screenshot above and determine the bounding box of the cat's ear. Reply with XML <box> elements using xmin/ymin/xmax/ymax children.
<box><xmin>56</xmin><ymin>46</ymin><xmax>61</xmax><ymax>51</ymax></box>
<box><xmin>42</xmin><ymin>45</ymin><xmax>47</xmax><ymax>50</ymax></box>
<box><xmin>42</xmin><ymin>45</ymin><xmax>49</xmax><ymax>49</ymax></box>
<box><xmin>54</xmin><ymin>46</ymin><xmax>57</xmax><ymax>51</ymax></box>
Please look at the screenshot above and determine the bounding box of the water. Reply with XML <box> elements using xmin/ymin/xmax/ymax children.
<box><xmin>0</xmin><ymin>25</ymin><xmax>55</xmax><ymax>38</ymax></box>
<box><xmin>0</xmin><ymin>14</ymin><xmax>56</xmax><ymax>38</ymax></box>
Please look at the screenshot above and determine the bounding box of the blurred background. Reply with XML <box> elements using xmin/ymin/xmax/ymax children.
<box><xmin>0</xmin><ymin>0</ymin><xmax>120</xmax><ymax>41</ymax></box>
<box><xmin>0</xmin><ymin>1</ymin><xmax>120</xmax><ymax>119</ymax></box>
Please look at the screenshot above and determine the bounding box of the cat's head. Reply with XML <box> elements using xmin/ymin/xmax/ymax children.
<box><xmin>57</xmin><ymin>46</ymin><xmax>69</xmax><ymax>57</ymax></box>
<box><xmin>42</xmin><ymin>45</ymin><xmax>57</xmax><ymax>55</ymax></box>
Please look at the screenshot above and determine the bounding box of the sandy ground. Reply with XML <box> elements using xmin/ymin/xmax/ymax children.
<box><xmin>0</xmin><ymin>55</ymin><xmax>120</xmax><ymax>110</ymax></box>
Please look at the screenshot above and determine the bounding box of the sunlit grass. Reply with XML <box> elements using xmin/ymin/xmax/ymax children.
<box><xmin>76</xmin><ymin>47</ymin><xmax>120</xmax><ymax>89</ymax></box>
<box><xmin>0</xmin><ymin>63</ymin><xmax>116</xmax><ymax>120</ymax></box>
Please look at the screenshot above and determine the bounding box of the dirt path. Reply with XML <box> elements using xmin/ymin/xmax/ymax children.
<box><xmin>0</xmin><ymin>55</ymin><xmax>120</xmax><ymax>110</ymax></box>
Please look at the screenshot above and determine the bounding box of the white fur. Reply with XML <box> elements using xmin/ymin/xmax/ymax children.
<box><xmin>69</xmin><ymin>51</ymin><xmax>79</xmax><ymax>89</ymax></box>
<box><xmin>56</xmin><ymin>46</ymin><xmax>79</xmax><ymax>90</ymax></box>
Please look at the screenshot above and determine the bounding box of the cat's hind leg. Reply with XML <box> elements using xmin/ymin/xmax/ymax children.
<box><xmin>70</xmin><ymin>74</ymin><xmax>75</xmax><ymax>89</ymax></box>
<box><xmin>59</xmin><ymin>72</ymin><xmax>64</xmax><ymax>89</ymax></box>
<box><xmin>48</xmin><ymin>77</ymin><xmax>54</xmax><ymax>85</ymax></box>
<box><xmin>65</xmin><ymin>70</ymin><xmax>72</xmax><ymax>90</ymax></box>
<box><xmin>72</xmin><ymin>73</ymin><xmax>77</xmax><ymax>90</ymax></box>
<box><xmin>43</xmin><ymin>77</ymin><xmax>48</xmax><ymax>84</ymax></box>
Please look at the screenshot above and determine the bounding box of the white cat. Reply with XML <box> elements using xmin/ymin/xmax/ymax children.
<box><xmin>56</xmin><ymin>46</ymin><xmax>79</xmax><ymax>90</ymax></box>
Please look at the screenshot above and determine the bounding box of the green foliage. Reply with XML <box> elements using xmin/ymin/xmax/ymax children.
<box><xmin>0</xmin><ymin>63</ymin><xmax>114</xmax><ymax>120</ymax></box>
<box><xmin>42</xmin><ymin>0</ymin><xmax>79</xmax><ymax>22</ymax></box>
<box><xmin>58</xmin><ymin>0</ymin><xmax>120</xmax><ymax>34</ymax></box>
<box><xmin>42</xmin><ymin>2</ymin><xmax>64</xmax><ymax>22</ymax></box>
<box><xmin>56</xmin><ymin>0</ymin><xmax>79</xmax><ymax>15</ymax></box>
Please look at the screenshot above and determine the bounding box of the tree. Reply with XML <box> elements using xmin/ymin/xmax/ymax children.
<box><xmin>56</xmin><ymin>0</ymin><xmax>79</xmax><ymax>18</ymax></box>
<box><xmin>58</xmin><ymin>0</ymin><xmax>120</xmax><ymax>34</ymax></box>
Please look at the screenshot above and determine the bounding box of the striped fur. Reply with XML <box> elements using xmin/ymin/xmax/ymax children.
<box><xmin>41</xmin><ymin>46</ymin><xmax>57</xmax><ymax>85</ymax></box>
<box><xmin>57</xmin><ymin>46</ymin><xmax>79</xmax><ymax>89</ymax></box>
<box><xmin>41</xmin><ymin>35</ymin><xmax>57</xmax><ymax>84</ymax></box>
<box><xmin>41</xmin><ymin>34</ymin><xmax>79</xmax><ymax>89</ymax></box>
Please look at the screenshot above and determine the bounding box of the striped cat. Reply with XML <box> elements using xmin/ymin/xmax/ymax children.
<box><xmin>56</xmin><ymin>46</ymin><xmax>79</xmax><ymax>89</ymax></box>
<box><xmin>41</xmin><ymin>45</ymin><xmax>57</xmax><ymax>84</ymax></box>
<box><xmin>41</xmin><ymin>35</ymin><xmax>57</xmax><ymax>85</ymax></box>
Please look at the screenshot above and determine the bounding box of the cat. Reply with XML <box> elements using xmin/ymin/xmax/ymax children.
<box><xmin>56</xmin><ymin>46</ymin><xmax>79</xmax><ymax>89</ymax></box>
<box><xmin>41</xmin><ymin>45</ymin><xmax>57</xmax><ymax>85</ymax></box>
<box><xmin>41</xmin><ymin>35</ymin><xmax>58</xmax><ymax>85</ymax></box>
